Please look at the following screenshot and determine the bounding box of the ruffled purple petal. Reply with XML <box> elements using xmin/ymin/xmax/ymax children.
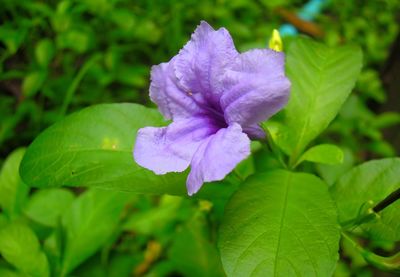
<box><xmin>150</xmin><ymin>58</ymin><xmax>201</xmax><ymax>120</ymax></box>
<box><xmin>186</xmin><ymin>123</ymin><xmax>250</xmax><ymax>196</ymax></box>
<box><xmin>242</xmin><ymin>124</ymin><xmax>266</xmax><ymax>140</ymax></box>
<box><xmin>221</xmin><ymin>49</ymin><xmax>291</xmax><ymax>127</ymax></box>
<box><xmin>175</xmin><ymin>21</ymin><xmax>238</xmax><ymax>109</ymax></box>
<box><xmin>134</xmin><ymin>117</ymin><xmax>218</xmax><ymax>174</ymax></box>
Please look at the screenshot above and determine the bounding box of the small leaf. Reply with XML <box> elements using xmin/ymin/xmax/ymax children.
<box><xmin>297</xmin><ymin>144</ymin><xmax>344</xmax><ymax>166</ymax></box>
<box><xmin>35</xmin><ymin>39</ymin><xmax>55</xmax><ymax>67</ymax></box>
<box><xmin>22</xmin><ymin>71</ymin><xmax>47</xmax><ymax>97</ymax></box>
<box><xmin>56</xmin><ymin>29</ymin><xmax>92</xmax><ymax>53</ymax></box>
<box><xmin>60</xmin><ymin>188</ymin><xmax>133</xmax><ymax>276</ymax></box>
<box><xmin>0</xmin><ymin>222</ymin><xmax>49</xmax><ymax>277</ymax></box>
<box><xmin>331</xmin><ymin>158</ymin><xmax>400</xmax><ymax>241</ymax></box>
<box><xmin>316</xmin><ymin>147</ymin><xmax>354</xmax><ymax>186</ymax></box>
<box><xmin>0</xmin><ymin>25</ymin><xmax>27</xmax><ymax>54</ymax></box>
<box><xmin>275</xmin><ymin>37</ymin><xmax>362</xmax><ymax>164</ymax></box>
<box><xmin>219</xmin><ymin>170</ymin><xmax>340</xmax><ymax>276</ymax></box>
<box><xmin>24</xmin><ymin>188</ymin><xmax>75</xmax><ymax>227</ymax></box>
<box><xmin>372</xmin><ymin>112</ymin><xmax>400</xmax><ymax>129</ymax></box>
<box><xmin>0</xmin><ymin>148</ymin><xmax>29</xmax><ymax>219</ymax></box>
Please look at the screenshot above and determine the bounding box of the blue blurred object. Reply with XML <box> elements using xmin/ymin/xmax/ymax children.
<box><xmin>279</xmin><ymin>24</ymin><xmax>298</xmax><ymax>37</ymax></box>
<box><xmin>299</xmin><ymin>0</ymin><xmax>327</xmax><ymax>21</ymax></box>
<box><xmin>279</xmin><ymin>0</ymin><xmax>328</xmax><ymax>37</ymax></box>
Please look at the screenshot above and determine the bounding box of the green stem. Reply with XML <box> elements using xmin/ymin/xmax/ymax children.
<box><xmin>60</xmin><ymin>54</ymin><xmax>101</xmax><ymax>116</ymax></box>
<box><xmin>342</xmin><ymin>232</ymin><xmax>400</xmax><ymax>273</ymax></box>
<box><xmin>232</xmin><ymin>170</ymin><xmax>245</xmax><ymax>183</ymax></box>
<box><xmin>342</xmin><ymin>186</ymin><xmax>400</xmax><ymax>230</ymax></box>
<box><xmin>288</xmin><ymin>154</ymin><xmax>297</xmax><ymax>170</ymax></box>
<box><xmin>263</xmin><ymin>128</ymin><xmax>288</xmax><ymax>169</ymax></box>
<box><xmin>373</xmin><ymin>187</ymin><xmax>400</xmax><ymax>213</ymax></box>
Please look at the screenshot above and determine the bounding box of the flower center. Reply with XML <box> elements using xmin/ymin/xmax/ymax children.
<box><xmin>203</xmin><ymin>105</ymin><xmax>227</xmax><ymax>129</ymax></box>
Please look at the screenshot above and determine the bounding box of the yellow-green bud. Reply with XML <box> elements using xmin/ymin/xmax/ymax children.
<box><xmin>269</xmin><ymin>29</ymin><xmax>283</xmax><ymax>52</ymax></box>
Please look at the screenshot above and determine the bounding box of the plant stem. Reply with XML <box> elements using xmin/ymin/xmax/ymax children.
<box><xmin>232</xmin><ymin>170</ymin><xmax>244</xmax><ymax>183</ymax></box>
<box><xmin>60</xmin><ymin>54</ymin><xmax>101</xmax><ymax>116</ymax></box>
<box><xmin>373</xmin><ymin>186</ymin><xmax>400</xmax><ymax>213</ymax></box>
<box><xmin>263</xmin><ymin>128</ymin><xmax>288</xmax><ymax>169</ymax></box>
<box><xmin>342</xmin><ymin>186</ymin><xmax>400</xmax><ymax>229</ymax></box>
<box><xmin>342</xmin><ymin>231</ymin><xmax>400</xmax><ymax>273</ymax></box>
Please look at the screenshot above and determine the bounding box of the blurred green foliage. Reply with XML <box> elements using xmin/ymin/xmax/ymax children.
<box><xmin>319</xmin><ymin>0</ymin><xmax>400</xmax><ymax>161</ymax></box>
<box><xmin>0</xmin><ymin>0</ymin><xmax>297</xmax><ymax>155</ymax></box>
<box><xmin>1</xmin><ymin>0</ymin><xmax>399</xmax><ymax>160</ymax></box>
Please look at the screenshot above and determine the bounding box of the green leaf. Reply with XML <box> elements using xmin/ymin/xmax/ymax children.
<box><xmin>20</xmin><ymin>103</ymin><xmax>186</xmax><ymax>195</ymax></box>
<box><xmin>0</xmin><ymin>25</ymin><xmax>27</xmax><ymax>54</ymax></box>
<box><xmin>22</xmin><ymin>70</ymin><xmax>47</xmax><ymax>97</ymax></box>
<box><xmin>35</xmin><ymin>39</ymin><xmax>55</xmax><ymax>67</ymax></box>
<box><xmin>330</xmin><ymin>158</ymin><xmax>400</xmax><ymax>241</ymax></box>
<box><xmin>0</xmin><ymin>148</ymin><xmax>29</xmax><ymax>219</ymax></box>
<box><xmin>123</xmin><ymin>195</ymin><xmax>182</xmax><ymax>235</ymax></box>
<box><xmin>275</xmin><ymin>37</ymin><xmax>362</xmax><ymax>164</ymax></box>
<box><xmin>297</xmin><ymin>144</ymin><xmax>344</xmax><ymax>167</ymax></box>
<box><xmin>316</xmin><ymin>147</ymin><xmax>354</xmax><ymax>186</ymax></box>
<box><xmin>56</xmin><ymin>29</ymin><xmax>93</xmax><ymax>53</ymax></box>
<box><xmin>219</xmin><ymin>170</ymin><xmax>340</xmax><ymax>276</ymax></box>
<box><xmin>169</xmin><ymin>212</ymin><xmax>225</xmax><ymax>277</ymax></box>
<box><xmin>0</xmin><ymin>267</ymin><xmax>23</xmax><ymax>277</ymax></box>
<box><xmin>24</xmin><ymin>188</ymin><xmax>75</xmax><ymax>227</ymax></box>
<box><xmin>0</xmin><ymin>213</ymin><xmax>7</xmax><ymax>228</ymax></box>
<box><xmin>0</xmin><ymin>222</ymin><xmax>49</xmax><ymax>277</ymax></box>
<box><xmin>372</xmin><ymin>112</ymin><xmax>400</xmax><ymax>129</ymax></box>
<box><xmin>60</xmin><ymin>188</ymin><xmax>133</xmax><ymax>276</ymax></box>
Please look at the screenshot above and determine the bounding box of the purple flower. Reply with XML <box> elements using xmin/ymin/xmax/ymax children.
<box><xmin>134</xmin><ymin>21</ymin><xmax>290</xmax><ymax>196</ymax></box>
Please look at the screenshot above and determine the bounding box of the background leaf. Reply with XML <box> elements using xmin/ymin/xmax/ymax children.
<box><xmin>219</xmin><ymin>170</ymin><xmax>340</xmax><ymax>276</ymax></box>
<box><xmin>22</xmin><ymin>70</ymin><xmax>47</xmax><ymax>97</ymax></box>
<box><xmin>169</xmin><ymin>212</ymin><xmax>225</xmax><ymax>277</ymax></box>
<box><xmin>35</xmin><ymin>39</ymin><xmax>55</xmax><ymax>68</ymax></box>
<box><xmin>0</xmin><ymin>221</ymin><xmax>49</xmax><ymax>277</ymax></box>
<box><xmin>274</xmin><ymin>37</ymin><xmax>362</xmax><ymax>164</ymax></box>
<box><xmin>330</xmin><ymin>158</ymin><xmax>400</xmax><ymax>241</ymax></box>
<box><xmin>60</xmin><ymin>188</ymin><xmax>133</xmax><ymax>276</ymax></box>
<box><xmin>0</xmin><ymin>148</ymin><xmax>29</xmax><ymax>219</ymax></box>
<box><xmin>122</xmin><ymin>195</ymin><xmax>182</xmax><ymax>236</ymax></box>
<box><xmin>24</xmin><ymin>188</ymin><xmax>75</xmax><ymax>227</ymax></box>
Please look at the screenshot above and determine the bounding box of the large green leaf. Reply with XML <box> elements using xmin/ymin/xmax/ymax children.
<box><xmin>274</xmin><ymin>37</ymin><xmax>362</xmax><ymax>163</ymax></box>
<box><xmin>0</xmin><ymin>222</ymin><xmax>49</xmax><ymax>277</ymax></box>
<box><xmin>20</xmin><ymin>103</ymin><xmax>186</xmax><ymax>195</ymax></box>
<box><xmin>330</xmin><ymin>158</ymin><xmax>400</xmax><ymax>241</ymax></box>
<box><xmin>60</xmin><ymin>188</ymin><xmax>133</xmax><ymax>276</ymax></box>
<box><xmin>219</xmin><ymin>170</ymin><xmax>340</xmax><ymax>277</ymax></box>
<box><xmin>0</xmin><ymin>148</ymin><xmax>29</xmax><ymax>219</ymax></box>
<box><xmin>24</xmin><ymin>188</ymin><xmax>75</xmax><ymax>227</ymax></box>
